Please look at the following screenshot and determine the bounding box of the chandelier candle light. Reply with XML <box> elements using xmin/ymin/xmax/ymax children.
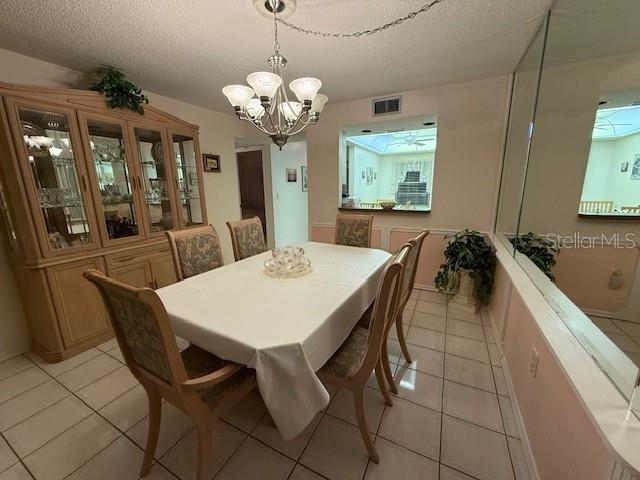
<box><xmin>222</xmin><ymin>0</ymin><xmax>327</xmax><ymax>149</ymax></box>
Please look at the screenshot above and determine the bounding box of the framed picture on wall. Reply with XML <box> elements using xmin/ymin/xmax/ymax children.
<box><xmin>286</xmin><ymin>168</ymin><xmax>297</xmax><ymax>182</ymax></box>
<box><xmin>203</xmin><ymin>153</ymin><xmax>221</xmax><ymax>172</ymax></box>
<box><xmin>301</xmin><ymin>165</ymin><xmax>308</xmax><ymax>192</ymax></box>
<box><xmin>632</xmin><ymin>154</ymin><xmax>640</xmax><ymax>180</ymax></box>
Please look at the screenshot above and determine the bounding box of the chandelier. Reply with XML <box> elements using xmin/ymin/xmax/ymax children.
<box><xmin>222</xmin><ymin>0</ymin><xmax>327</xmax><ymax>149</ymax></box>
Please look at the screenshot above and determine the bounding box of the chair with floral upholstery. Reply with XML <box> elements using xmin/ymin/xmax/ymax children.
<box><xmin>166</xmin><ymin>225</ymin><xmax>225</xmax><ymax>281</ymax></box>
<box><xmin>381</xmin><ymin>230</ymin><xmax>429</xmax><ymax>393</ymax></box>
<box><xmin>84</xmin><ymin>270</ymin><xmax>256</xmax><ymax>480</ymax></box>
<box><xmin>318</xmin><ymin>245</ymin><xmax>410</xmax><ymax>463</ymax></box>
<box><xmin>226</xmin><ymin>216</ymin><xmax>267</xmax><ymax>261</ymax></box>
<box><xmin>335</xmin><ymin>213</ymin><xmax>374</xmax><ymax>248</ymax></box>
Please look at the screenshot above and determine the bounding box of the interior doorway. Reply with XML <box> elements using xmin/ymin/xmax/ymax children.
<box><xmin>236</xmin><ymin>150</ymin><xmax>267</xmax><ymax>235</ymax></box>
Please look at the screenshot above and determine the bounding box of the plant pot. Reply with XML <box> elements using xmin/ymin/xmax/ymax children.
<box><xmin>449</xmin><ymin>270</ymin><xmax>478</xmax><ymax>313</ymax></box>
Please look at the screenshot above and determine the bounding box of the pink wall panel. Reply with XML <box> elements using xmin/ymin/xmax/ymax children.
<box><xmin>501</xmin><ymin>289</ymin><xmax>610</xmax><ymax>480</ymax></box>
<box><xmin>554</xmin><ymin>245</ymin><xmax>638</xmax><ymax>312</ymax></box>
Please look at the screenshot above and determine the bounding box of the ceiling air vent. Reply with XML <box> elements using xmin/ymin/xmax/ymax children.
<box><xmin>372</xmin><ymin>96</ymin><xmax>401</xmax><ymax>116</ymax></box>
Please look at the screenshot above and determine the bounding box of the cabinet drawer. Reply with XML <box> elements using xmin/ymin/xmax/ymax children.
<box><xmin>105</xmin><ymin>242</ymin><xmax>170</xmax><ymax>269</ymax></box>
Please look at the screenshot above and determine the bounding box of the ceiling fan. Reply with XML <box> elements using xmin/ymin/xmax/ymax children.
<box><xmin>388</xmin><ymin>134</ymin><xmax>434</xmax><ymax>147</ymax></box>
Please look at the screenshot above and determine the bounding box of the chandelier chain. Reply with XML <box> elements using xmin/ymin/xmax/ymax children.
<box><xmin>275</xmin><ymin>0</ymin><xmax>444</xmax><ymax>38</ymax></box>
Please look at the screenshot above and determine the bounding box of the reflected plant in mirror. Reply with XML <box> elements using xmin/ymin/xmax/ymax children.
<box><xmin>434</xmin><ymin>230</ymin><xmax>496</xmax><ymax>307</ymax></box>
<box><xmin>511</xmin><ymin>232</ymin><xmax>559</xmax><ymax>281</ymax></box>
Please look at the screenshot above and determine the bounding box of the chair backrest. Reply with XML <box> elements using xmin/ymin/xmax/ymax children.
<box><xmin>399</xmin><ymin>230</ymin><xmax>430</xmax><ymax>308</ymax></box>
<box><xmin>357</xmin><ymin>245</ymin><xmax>410</xmax><ymax>379</ymax></box>
<box><xmin>335</xmin><ymin>213</ymin><xmax>374</xmax><ymax>248</ymax></box>
<box><xmin>226</xmin><ymin>217</ymin><xmax>267</xmax><ymax>261</ymax></box>
<box><xmin>165</xmin><ymin>225</ymin><xmax>224</xmax><ymax>281</ymax></box>
<box><xmin>84</xmin><ymin>269</ymin><xmax>188</xmax><ymax>394</ymax></box>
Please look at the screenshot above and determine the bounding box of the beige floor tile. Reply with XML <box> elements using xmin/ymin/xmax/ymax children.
<box><xmin>0</xmin><ymin>462</ymin><xmax>32</xmax><ymax>480</ymax></box>
<box><xmin>606</xmin><ymin>333</ymin><xmax>640</xmax><ymax>354</ymax></box>
<box><xmin>367</xmin><ymin>362</ymin><xmax>397</xmax><ymax>391</ymax></box>
<box><xmin>393</xmin><ymin>367</ymin><xmax>443</xmax><ymax>411</ymax></box>
<box><xmin>441</xmin><ymin>415</ymin><xmax>513</xmax><ymax>480</ymax></box>
<box><xmin>439</xmin><ymin>465</ymin><xmax>477</xmax><ymax>480</ymax></box>
<box><xmin>66</xmin><ymin>435</ymin><xmax>142</xmax><ymax>480</ymax></box>
<box><xmin>419</xmin><ymin>290</ymin><xmax>448</xmax><ymax>304</ymax></box>
<box><xmin>76</xmin><ymin>366</ymin><xmax>138</xmax><ymax>410</ymax></box>
<box><xmin>627</xmin><ymin>352</ymin><xmax>640</xmax><ymax>367</ymax></box>
<box><xmin>288</xmin><ymin>464</ymin><xmax>324</xmax><ymax>480</ymax></box>
<box><xmin>415</xmin><ymin>300</ymin><xmax>446</xmax><ymax>316</ymax></box>
<box><xmin>507</xmin><ymin>436</ymin><xmax>531</xmax><ymax>480</ymax></box>
<box><xmin>411</xmin><ymin>311</ymin><xmax>446</xmax><ymax>332</ymax></box>
<box><xmin>444</xmin><ymin>355</ymin><xmax>495</xmax><ymax>393</ymax></box>
<box><xmin>327</xmin><ymin>387</ymin><xmax>385</xmax><ymax>432</ymax></box>
<box><xmin>612</xmin><ymin>320</ymin><xmax>640</xmax><ymax>337</ymax></box>
<box><xmin>5</xmin><ymin>396</ymin><xmax>92</xmax><ymax>457</ymax></box>
<box><xmin>404</xmin><ymin>297</ymin><xmax>418</xmax><ymax>311</ymax></box>
<box><xmin>443</xmin><ymin>381</ymin><xmax>503</xmax><ymax>433</ymax></box>
<box><xmin>0</xmin><ymin>436</ymin><xmax>18</xmax><ymax>473</ymax></box>
<box><xmin>410</xmin><ymin>289</ymin><xmax>420</xmax><ymax>299</ymax></box>
<box><xmin>402</xmin><ymin>308</ymin><xmax>414</xmax><ymax>324</ymax></box>
<box><xmin>215</xmin><ymin>437</ymin><xmax>294</xmax><ymax>480</ymax></box>
<box><xmin>23</xmin><ymin>414</ymin><xmax>120</xmax><ymax>480</ymax></box>
<box><xmin>446</xmin><ymin>335</ymin><xmax>489</xmax><ymax>364</ymax></box>
<box><xmin>220</xmin><ymin>389</ymin><xmax>267</xmax><ymax>433</ymax></box>
<box><xmin>27</xmin><ymin>349</ymin><xmax>101</xmax><ymax>378</ymax></box>
<box><xmin>447</xmin><ymin>319</ymin><xmax>485</xmax><ymax>341</ymax></box>
<box><xmin>56</xmin><ymin>355</ymin><xmax>121</xmax><ymax>392</ymax></box>
<box><xmin>493</xmin><ymin>366</ymin><xmax>509</xmax><ymax>397</ymax></box>
<box><xmin>252</xmin><ymin>412</ymin><xmax>322</xmax><ymax>460</ymax></box>
<box><xmin>0</xmin><ymin>356</ymin><xmax>34</xmax><ymax>382</ymax></box>
<box><xmin>447</xmin><ymin>306</ymin><xmax>482</xmax><ymax>324</ymax></box>
<box><xmin>399</xmin><ymin>344</ymin><xmax>444</xmax><ymax>378</ymax></box>
<box><xmin>0</xmin><ymin>368</ymin><xmax>49</xmax><ymax>405</ymax></box>
<box><xmin>385</xmin><ymin>339</ymin><xmax>404</xmax><ymax>365</ymax></box>
<box><xmin>95</xmin><ymin>338</ymin><xmax>118</xmax><ymax>353</ymax></box>
<box><xmin>378</xmin><ymin>397</ymin><xmax>441</xmax><ymax>460</ymax></box>
<box><xmin>99</xmin><ymin>384</ymin><xmax>150</xmax><ymax>432</ymax></box>
<box><xmin>488</xmin><ymin>343</ymin><xmax>501</xmax><ymax>366</ymax></box>
<box><xmin>484</xmin><ymin>325</ymin><xmax>496</xmax><ymax>343</ymax></box>
<box><xmin>146</xmin><ymin>464</ymin><xmax>176</xmax><ymax>480</ymax></box>
<box><xmin>105</xmin><ymin>346</ymin><xmax>125</xmax><ymax>363</ymax></box>
<box><xmin>364</xmin><ymin>437</ymin><xmax>438</xmax><ymax>479</ymax></box>
<box><xmin>300</xmin><ymin>415</ymin><xmax>369</xmax><ymax>480</ymax></box>
<box><xmin>160</xmin><ymin>420</ymin><xmax>245</xmax><ymax>480</ymax></box>
<box><xmin>387</xmin><ymin>322</ymin><xmax>409</xmax><ymax>341</ymax></box>
<box><xmin>127</xmin><ymin>403</ymin><xmax>193</xmax><ymax>458</ymax></box>
<box><xmin>590</xmin><ymin>316</ymin><xmax>622</xmax><ymax>334</ymax></box>
<box><xmin>0</xmin><ymin>380</ymin><xmax>69</xmax><ymax>432</ymax></box>
<box><xmin>406</xmin><ymin>326</ymin><xmax>445</xmax><ymax>351</ymax></box>
<box><xmin>499</xmin><ymin>396</ymin><xmax>519</xmax><ymax>438</ymax></box>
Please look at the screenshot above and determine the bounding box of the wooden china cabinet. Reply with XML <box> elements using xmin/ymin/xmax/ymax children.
<box><xmin>0</xmin><ymin>81</ymin><xmax>208</xmax><ymax>361</ymax></box>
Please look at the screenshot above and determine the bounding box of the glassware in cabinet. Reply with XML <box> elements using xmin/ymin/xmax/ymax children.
<box><xmin>171</xmin><ymin>132</ymin><xmax>205</xmax><ymax>226</ymax></box>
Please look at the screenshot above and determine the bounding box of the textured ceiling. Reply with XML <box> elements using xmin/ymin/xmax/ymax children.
<box><xmin>0</xmin><ymin>0</ymin><xmax>553</xmax><ymax>111</ymax></box>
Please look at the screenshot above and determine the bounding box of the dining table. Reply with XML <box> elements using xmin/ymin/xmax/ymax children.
<box><xmin>156</xmin><ymin>241</ymin><xmax>391</xmax><ymax>440</ymax></box>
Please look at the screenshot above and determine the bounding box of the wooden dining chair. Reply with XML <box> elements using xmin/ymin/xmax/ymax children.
<box><xmin>318</xmin><ymin>245</ymin><xmax>410</xmax><ymax>463</ymax></box>
<box><xmin>226</xmin><ymin>216</ymin><xmax>267</xmax><ymax>261</ymax></box>
<box><xmin>335</xmin><ymin>213</ymin><xmax>374</xmax><ymax>248</ymax></box>
<box><xmin>84</xmin><ymin>270</ymin><xmax>256</xmax><ymax>480</ymax></box>
<box><xmin>382</xmin><ymin>230</ymin><xmax>429</xmax><ymax>394</ymax></box>
<box><xmin>166</xmin><ymin>225</ymin><xmax>224</xmax><ymax>281</ymax></box>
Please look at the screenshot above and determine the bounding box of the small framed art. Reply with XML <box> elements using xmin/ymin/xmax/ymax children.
<box><xmin>203</xmin><ymin>153</ymin><xmax>221</xmax><ymax>172</ymax></box>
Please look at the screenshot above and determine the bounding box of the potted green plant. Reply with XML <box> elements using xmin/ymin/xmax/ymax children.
<box><xmin>510</xmin><ymin>232</ymin><xmax>559</xmax><ymax>281</ymax></box>
<box><xmin>90</xmin><ymin>66</ymin><xmax>149</xmax><ymax>114</ymax></box>
<box><xmin>434</xmin><ymin>229</ymin><xmax>496</xmax><ymax>310</ymax></box>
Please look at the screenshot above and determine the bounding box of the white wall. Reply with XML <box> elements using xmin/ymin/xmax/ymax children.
<box><xmin>0</xmin><ymin>48</ymin><xmax>248</xmax><ymax>360</ymax></box>
<box><xmin>270</xmin><ymin>141</ymin><xmax>308</xmax><ymax>246</ymax></box>
<box><xmin>582</xmin><ymin>132</ymin><xmax>640</xmax><ymax>207</ymax></box>
<box><xmin>351</xmin><ymin>146</ymin><xmax>381</xmax><ymax>202</ymax></box>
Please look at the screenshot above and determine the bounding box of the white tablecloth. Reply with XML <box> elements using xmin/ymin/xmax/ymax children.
<box><xmin>157</xmin><ymin>241</ymin><xmax>391</xmax><ymax>439</ymax></box>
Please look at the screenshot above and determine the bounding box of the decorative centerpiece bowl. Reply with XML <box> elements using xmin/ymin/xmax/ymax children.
<box><xmin>379</xmin><ymin>200</ymin><xmax>396</xmax><ymax>211</ymax></box>
<box><xmin>264</xmin><ymin>246</ymin><xmax>312</xmax><ymax>279</ymax></box>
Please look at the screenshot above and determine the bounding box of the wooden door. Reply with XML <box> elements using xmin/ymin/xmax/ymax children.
<box><xmin>110</xmin><ymin>261</ymin><xmax>153</xmax><ymax>289</ymax></box>
<box><xmin>46</xmin><ymin>257</ymin><xmax>110</xmax><ymax>348</ymax></box>
<box><xmin>236</xmin><ymin>150</ymin><xmax>266</xmax><ymax>233</ymax></box>
<box><xmin>150</xmin><ymin>255</ymin><xmax>177</xmax><ymax>288</ymax></box>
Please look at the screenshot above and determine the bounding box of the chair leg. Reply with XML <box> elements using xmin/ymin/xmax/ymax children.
<box><xmin>396</xmin><ymin>312</ymin><xmax>413</xmax><ymax>364</ymax></box>
<box><xmin>381</xmin><ymin>341</ymin><xmax>398</xmax><ymax>395</ymax></box>
<box><xmin>375</xmin><ymin>360</ymin><xmax>393</xmax><ymax>406</ymax></box>
<box><xmin>140</xmin><ymin>386</ymin><xmax>161</xmax><ymax>478</ymax></box>
<box><xmin>195</xmin><ymin>421</ymin><xmax>212</xmax><ymax>480</ymax></box>
<box><xmin>352</xmin><ymin>385</ymin><xmax>380</xmax><ymax>463</ymax></box>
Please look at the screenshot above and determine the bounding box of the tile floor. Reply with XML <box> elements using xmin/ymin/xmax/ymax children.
<box><xmin>0</xmin><ymin>289</ymin><xmax>529</xmax><ymax>480</ymax></box>
<box><xmin>589</xmin><ymin>314</ymin><xmax>640</xmax><ymax>366</ymax></box>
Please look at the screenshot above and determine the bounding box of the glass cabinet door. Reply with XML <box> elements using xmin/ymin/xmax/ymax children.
<box><xmin>16</xmin><ymin>106</ymin><xmax>95</xmax><ymax>252</ymax></box>
<box><xmin>171</xmin><ymin>133</ymin><xmax>205</xmax><ymax>227</ymax></box>
<box><xmin>83</xmin><ymin>117</ymin><xmax>141</xmax><ymax>242</ymax></box>
<box><xmin>131</xmin><ymin>126</ymin><xmax>176</xmax><ymax>234</ymax></box>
